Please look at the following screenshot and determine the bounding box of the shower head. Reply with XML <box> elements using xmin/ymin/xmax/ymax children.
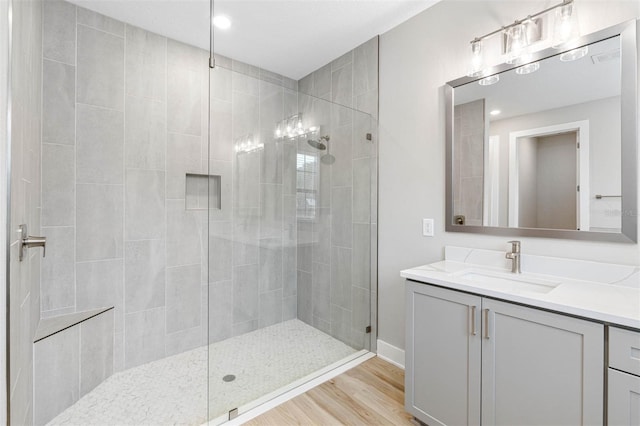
<box><xmin>307</xmin><ymin>139</ymin><xmax>327</xmax><ymax>150</ymax></box>
<box><xmin>307</xmin><ymin>135</ymin><xmax>330</xmax><ymax>151</ymax></box>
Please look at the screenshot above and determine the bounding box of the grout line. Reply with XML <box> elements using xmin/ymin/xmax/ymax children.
<box><xmin>76</xmin><ymin>22</ymin><xmax>124</xmax><ymax>39</ymax></box>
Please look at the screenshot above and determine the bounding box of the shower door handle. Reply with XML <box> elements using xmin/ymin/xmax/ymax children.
<box><xmin>19</xmin><ymin>224</ymin><xmax>46</xmax><ymax>261</ymax></box>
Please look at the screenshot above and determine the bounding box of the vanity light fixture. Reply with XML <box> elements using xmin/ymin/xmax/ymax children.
<box><xmin>505</xmin><ymin>22</ymin><xmax>531</xmax><ymax>65</ymax></box>
<box><xmin>490</xmin><ymin>109</ymin><xmax>501</xmax><ymax>116</ymax></box>
<box><xmin>515</xmin><ymin>61</ymin><xmax>540</xmax><ymax>74</ymax></box>
<box><xmin>560</xmin><ymin>46</ymin><xmax>589</xmax><ymax>62</ymax></box>
<box><xmin>467</xmin><ymin>0</ymin><xmax>579</xmax><ymax>77</ymax></box>
<box><xmin>467</xmin><ymin>40</ymin><xmax>485</xmax><ymax>77</ymax></box>
<box><xmin>552</xmin><ymin>2</ymin><xmax>579</xmax><ymax>48</ymax></box>
<box><xmin>478</xmin><ymin>75</ymin><xmax>499</xmax><ymax>86</ymax></box>
<box><xmin>274</xmin><ymin>113</ymin><xmax>315</xmax><ymax>140</ymax></box>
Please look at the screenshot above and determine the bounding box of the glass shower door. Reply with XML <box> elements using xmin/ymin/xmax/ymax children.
<box><xmin>207</xmin><ymin>60</ymin><xmax>375</xmax><ymax>423</ymax></box>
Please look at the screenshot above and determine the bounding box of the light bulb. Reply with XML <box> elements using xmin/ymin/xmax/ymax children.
<box><xmin>467</xmin><ymin>40</ymin><xmax>485</xmax><ymax>78</ymax></box>
<box><xmin>212</xmin><ymin>15</ymin><xmax>232</xmax><ymax>30</ymax></box>
<box><xmin>505</xmin><ymin>23</ymin><xmax>529</xmax><ymax>65</ymax></box>
<box><xmin>560</xmin><ymin>46</ymin><xmax>588</xmax><ymax>62</ymax></box>
<box><xmin>478</xmin><ymin>75</ymin><xmax>499</xmax><ymax>86</ymax></box>
<box><xmin>515</xmin><ymin>61</ymin><xmax>540</xmax><ymax>75</ymax></box>
<box><xmin>552</xmin><ymin>3</ymin><xmax>579</xmax><ymax>48</ymax></box>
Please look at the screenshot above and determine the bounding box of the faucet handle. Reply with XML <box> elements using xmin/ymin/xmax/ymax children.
<box><xmin>507</xmin><ymin>240</ymin><xmax>521</xmax><ymax>252</ymax></box>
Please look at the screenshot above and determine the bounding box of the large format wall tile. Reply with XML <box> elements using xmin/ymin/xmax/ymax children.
<box><xmin>259</xmin><ymin>239</ymin><xmax>283</xmax><ymax>293</ymax></box>
<box><xmin>77</xmin><ymin>25</ymin><xmax>124</xmax><ymax>110</ymax></box>
<box><xmin>259</xmin><ymin>289</ymin><xmax>283</xmax><ymax>328</ymax></box>
<box><xmin>331</xmin><ymin>246</ymin><xmax>352</xmax><ymax>310</ymax></box>
<box><xmin>42</xmin><ymin>60</ymin><xmax>75</xmax><ymax>145</ymax></box>
<box><xmin>75</xmin><ymin>259</ymin><xmax>123</xmax><ymax>331</ymax></box>
<box><xmin>166</xmin><ymin>133</ymin><xmax>202</xmax><ymax>199</ymax></box>
<box><xmin>76</xmin><ymin>184</ymin><xmax>124</xmax><ymax>261</ymax></box>
<box><xmin>166</xmin><ymin>264</ymin><xmax>201</xmax><ymax>333</ymax></box>
<box><xmin>125</xmin><ymin>240</ymin><xmax>165</xmax><ymax>313</ymax></box>
<box><xmin>34</xmin><ymin>327</ymin><xmax>79</xmax><ymax>425</ymax></box>
<box><xmin>77</xmin><ymin>104</ymin><xmax>124</xmax><ymax>184</ymax></box>
<box><xmin>80</xmin><ymin>310</ymin><xmax>114</xmax><ymax>396</ymax></box>
<box><xmin>125</xmin><ymin>169</ymin><xmax>165</xmax><ymax>240</ymax></box>
<box><xmin>233</xmin><ymin>264</ymin><xmax>259</xmax><ymax>325</ymax></box>
<box><xmin>166</xmin><ymin>200</ymin><xmax>203</xmax><ymax>267</ymax></box>
<box><xmin>167</xmin><ymin>58</ymin><xmax>202</xmax><ymax>135</ymax></box>
<box><xmin>43</xmin><ymin>0</ymin><xmax>76</xmax><ymax>65</ymax></box>
<box><xmin>207</xmin><ymin>280</ymin><xmax>232</xmax><ymax>343</ymax></box>
<box><xmin>42</xmin><ymin>144</ymin><xmax>74</xmax><ymax>226</ymax></box>
<box><xmin>40</xmin><ymin>227</ymin><xmax>75</xmax><ymax>312</ymax></box>
<box><xmin>77</xmin><ymin>8</ymin><xmax>124</xmax><ymax>36</ymax></box>
<box><xmin>331</xmin><ymin>187</ymin><xmax>353</xmax><ymax>248</ymax></box>
<box><xmin>124</xmin><ymin>307</ymin><xmax>165</xmax><ymax>368</ymax></box>
<box><xmin>126</xmin><ymin>25</ymin><xmax>166</xmax><ymax>101</ymax></box>
<box><xmin>125</xmin><ymin>95</ymin><xmax>166</xmax><ymax>170</ymax></box>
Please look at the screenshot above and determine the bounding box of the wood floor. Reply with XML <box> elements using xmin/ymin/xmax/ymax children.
<box><xmin>246</xmin><ymin>356</ymin><xmax>415</xmax><ymax>425</ymax></box>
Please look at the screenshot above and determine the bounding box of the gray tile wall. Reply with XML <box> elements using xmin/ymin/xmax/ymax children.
<box><xmin>296</xmin><ymin>37</ymin><xmax>379</xmax><ymax>351</ymax></box>
<box><xmin>41</xmin><ymin>1</ymin><xmax>301</xmax><ymax>380</ymax></box>
<box><xmin>453</xmin><ymin>99</ymin><xmax>485</xmax><ymax>226</ymax></box>
<box><xmin>207</xmin><ymin>61</ymin><xmax>299</xmax><ymax>341</ymax></box>
<box><xmin>34</xmin><ymin>310</ymin><xmax>114</xmax><ymax>425</ymax></box>
<box><xmin>40</xmin><ymin>1</ymin><xmax>213</xmax><ymax>372</ymax></box>
<box><xmin>8</xmin><ymin>0</ymin><xmax>43</xmax><ymax>423</ymax></box>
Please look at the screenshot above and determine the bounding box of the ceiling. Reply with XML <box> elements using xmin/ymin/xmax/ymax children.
<box><xmin>455</xmin><ymin>36</ymin><xmax>621</xmax><ymax>121</ymax></box>
<box><xmin>66</xmin><ymin>0</ymin><xmax>439</xmax><ymax>79</ymax></box>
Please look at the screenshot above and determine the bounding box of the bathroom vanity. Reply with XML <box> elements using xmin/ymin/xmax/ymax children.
<box><xmin>402</xmin><ymin>246</ymin><xmax>640</xmax><ymax>426</ymax></box>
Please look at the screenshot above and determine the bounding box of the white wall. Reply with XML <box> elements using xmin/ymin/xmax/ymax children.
<box><xmin>378</xmin><ymin>0</ymin><xmax>640</xmax><ymax>351</ymax></box>
<box><xmin>491</xmin><ymin>96</ymin><xmax>620</xmax><ymax>228</ymax></box>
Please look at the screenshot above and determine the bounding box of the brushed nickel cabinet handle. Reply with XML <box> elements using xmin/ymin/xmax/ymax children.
<box><xmin>470</xmin><ymin>305</ymin><xmax>477</xmax><ymax>336</ymax></box>
<box><xmin>484</xmin><ymin>308</ymin><xmax>490</xmax><ymax>339</ymax></box>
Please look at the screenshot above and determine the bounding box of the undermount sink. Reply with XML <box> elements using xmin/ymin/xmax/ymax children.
<box><xmin>455</xmin><ymin>270</ymin><xmax>561</xmax><ymax>295</ymax></box>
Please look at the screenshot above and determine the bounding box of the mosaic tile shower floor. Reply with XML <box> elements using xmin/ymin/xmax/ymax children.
<box><xmin>48</xmin><ymin>319</ymin><xmax>357</xmax><ymax>425</ymax></box>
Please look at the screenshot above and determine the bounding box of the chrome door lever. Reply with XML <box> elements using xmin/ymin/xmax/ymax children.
<box><xmin>19</xmin><ymin>224</ymin><xmax>46</xmax><ymax>261</ymax></box>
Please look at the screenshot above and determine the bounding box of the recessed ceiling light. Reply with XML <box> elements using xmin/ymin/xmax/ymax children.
<box><xmin>213</xmin><ymin>15</ymin><xmax>232</xmax><ymax>30</ymax></box>
<box><xmin>490</xmin><ymin>109</ymin><xmax>501</xmax><ymax>116</ymax></box>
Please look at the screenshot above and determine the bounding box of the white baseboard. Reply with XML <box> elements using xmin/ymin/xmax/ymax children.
<box><xmin>376</xmin><ymin>339</ymin><xmax>405</xmax><ymax>369</ymax></box>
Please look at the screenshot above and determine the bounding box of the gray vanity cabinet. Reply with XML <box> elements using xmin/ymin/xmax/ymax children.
<box><xmin>608</xmin><ymin>327</ymin><xmax>640</xmax><ymax>425</ymax></box>
<box><xmin>481</xmin><ymin>298</ymin><xmax>604</xmax><ymax>425</ymax></box>
<box><xmin>405</xmin><ymin>282</ymin><xmax>482</xmax><ymax>426</ymax></box>
<box><xmin>406</xmin><ymin>281</ymin><xmax>605</xmax><ymax>426</ymax></box>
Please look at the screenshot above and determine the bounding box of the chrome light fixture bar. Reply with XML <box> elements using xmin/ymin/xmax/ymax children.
<box><xmin>467</xmin><ymin>0</ymin><xmax>579</xmax><ymax>80</ymax></box>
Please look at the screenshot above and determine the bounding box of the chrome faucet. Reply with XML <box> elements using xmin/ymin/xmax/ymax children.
<box><xmin>505</xmin><ymin>240</ymin><xmax>521</xmax><ymax>274</ymax></box>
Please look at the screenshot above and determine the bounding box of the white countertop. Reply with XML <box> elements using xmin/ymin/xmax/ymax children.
<box><xmin>401</xmin><ymin>247</ymin><xmax>640</xmax><ymax>330</ymax></box>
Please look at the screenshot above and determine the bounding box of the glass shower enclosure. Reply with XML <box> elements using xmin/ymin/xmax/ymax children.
<box><xmin>7</xmin><ymin>0</ymin><xmax>377</xmax><ymax>423</ymax></box>
<box><xmin>206</xmin><ymin>61</ymin><xmax>376</xmax><ymax>422</ymax></box>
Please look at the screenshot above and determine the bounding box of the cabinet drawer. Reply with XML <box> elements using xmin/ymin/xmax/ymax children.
<box><xmin>608</xmin><ymin>368</ymin><xmax>640</xmax><ymax>426</ymax></box>
<box><xmin>610</xmin><ymin>327</ymin><xmax>640</xmax><ymax>376</ymax></box>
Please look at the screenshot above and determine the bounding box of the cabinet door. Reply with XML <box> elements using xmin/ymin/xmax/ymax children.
<box><xmin>405</xmin><ymin>281</ymin><xmax>482</xmax><ymax>426</ymax></box>
<box><xmin>481</xmin><ymin>298</ymin><xmax>604</xmax><ymax>425</ymax></box>
<box><xmin>608</xmin><ymin>368</ymin><xmax>640</xmax><ymax>425</ymax></box>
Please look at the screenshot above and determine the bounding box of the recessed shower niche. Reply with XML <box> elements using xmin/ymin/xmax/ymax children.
<box><xmin>186</xmin><ymin>173</ymin><xmax>221</xmax><ymax>210</ymax></box>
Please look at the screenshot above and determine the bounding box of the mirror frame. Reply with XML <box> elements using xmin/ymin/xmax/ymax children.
<box><xmin>445</xmin><ymin>19</ymin><xmax>638</xmax><ymax>243</ymax></box>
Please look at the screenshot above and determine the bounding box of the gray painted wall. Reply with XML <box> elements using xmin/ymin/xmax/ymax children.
<box><xmin>379</xmin><ymin>0</ymin><xmax>640</xmax><ymax>351</ymax></box>
<box><xmin>8</xmin><ymin>0</ymin><xmax>43</xmax><ymax>423</ymax></box>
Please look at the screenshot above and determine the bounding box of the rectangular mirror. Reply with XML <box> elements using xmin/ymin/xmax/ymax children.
<box><xmin>445</xmin><ymin>20</ymin><xmax>638</xmax><ymax>242</ymax></box>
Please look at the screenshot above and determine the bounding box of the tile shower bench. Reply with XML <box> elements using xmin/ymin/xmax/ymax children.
<box><xmin>33</xmin><ymin>307</ymin><xmax>114</xmax><ymax>425</ymax></box>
